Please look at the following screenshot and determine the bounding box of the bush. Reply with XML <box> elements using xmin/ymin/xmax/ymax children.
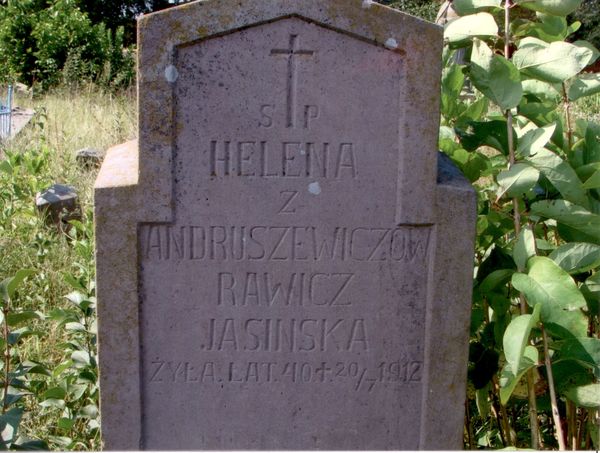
<box><xmin>569</xmin><ymin>0</ymin><xmax>600</xmax><ymax>51</ymax></box>
<box><xmin>0</xmin><ymin>0</ymin><xmax>134</xmax><ymax>90</ymax></box>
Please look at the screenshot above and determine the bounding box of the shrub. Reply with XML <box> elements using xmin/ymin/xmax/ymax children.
<box><xmin>0</xmin><ymin>0</ymin><xmax>134</xmax><ymax>90</ymax></box>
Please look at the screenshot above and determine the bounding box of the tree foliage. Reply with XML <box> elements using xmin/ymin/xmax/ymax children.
<box><xmin>440</xmin><ymin>0</ymin><xmax>600</xmax><ymax>448</ymax></box>
<box><xmin>0</xmin><ymin>0</ymin><xmax>134</xmax><ymax>89</ymax></box>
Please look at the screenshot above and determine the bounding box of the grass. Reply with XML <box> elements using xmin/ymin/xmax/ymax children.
<box><xmin>574</xmin><ymin>91</ymin><xmax>600</xmax><ymax>123</ymax></box>
<box><xmin>0</xmin><ymin>84</ymin><xmax>135</xmax><ymax>449</ymax></box>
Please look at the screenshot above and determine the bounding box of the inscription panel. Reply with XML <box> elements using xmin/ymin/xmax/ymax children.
<box><xmin>139</xmin><ymin>18</ymin><xmax>425</xmax><ymax>450</ymax></box>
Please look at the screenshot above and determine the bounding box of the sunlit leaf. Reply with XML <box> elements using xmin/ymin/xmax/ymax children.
<box><xmin>549</xmin><ymin>243</ymin><xmax>600</xmax><ymax>274</ymax></box>
<box><xmin>513</xmin><ymin>38</ymin><xmax>593</xmax><ymax>83</ymax></box>
<box><xmin>444</xmin><ymin>13</ymin><xmax>498</xmax><ymax>44</ymax></box>
<box><xmin>470</xmin><ymin>39</ymin><xmax>522</xmax><ymax>111</ymax></box>
<box><xmin>513</xmin><ymin>226</ymin><xmax>536</xmax><ymax>271</ymax></box>
<box><xmin>497</xmin><ymin>163</ymin><xmax>539</xmax><ymax>199</ymax></box>
<box><xmin>568</xmin><ymin>73</ymin><xmax>600</xmax><ymax>102</ymax></box>
<box><xmin>532</xmin><ymin>200</ymin><xmax>600</xmax><ymax>244</ymax></box>
<box><xmin>564</xmin><ymin>383</ymin><xmax>600</xmax><ymax>408</ymax></box>
<box><xmin>514</xmin><ymin>0</ymin><xmax>583</xmax><ymax>16</ymax></box>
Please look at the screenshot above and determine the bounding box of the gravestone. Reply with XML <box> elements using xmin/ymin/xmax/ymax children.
<box><xmin>94</xmin><ymin>0</ymin><xmax>476</xmax><ymax>450</ymax></box>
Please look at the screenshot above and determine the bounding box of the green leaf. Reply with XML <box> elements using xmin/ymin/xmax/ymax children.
<box><xmin>12</xmin><ymin>439</ymin><xmax>50</xmax><ymax>450</ymax></box>
<box><xmin>549</xmin><ymin>242</ymin><xmax>600</xmax><ymax>274</ymax></box>
<box><xmin>6</xmin><ymin>311</ymin><xmax>43</xmax><ymax>327</ymax></box>
<box><xmin>71</xmin><ymin>350</ymin><xmax>91</xmax><ymax>368</ymax></box>
<box><xmin>568</xmin><ymin>73</ymin><xmax>600</xmax><ymax>101</ymax></box>
<box><xmin>582</xmin><ymin>170</ymin><xmax>600</xmax><ymax>189</ymax></box>
<box><xmin>564</xmin><ymin>383</ymin><xmax>600</xmax><ymax>408</ymax></box>
<box><xmin>514</xmin><ymin>13</ymin><xmax>570</xmax><ymax>43</ymax></box>
<box><xmin>470</xmin><ymin>39</ymin><xmax>522</xmax><ymax>111</ymax></box>
<box><xmin>458</xmin><ymin>96</ymin><xmax>489</xmax><ymax>123</ymax></box>
<box><xmin>456</xmin><ymin>120</ymin><xmax>516</xmax><ymax>155</ymax></box>
<box><xmin>496</xmin><ymin>163</ymin><xmax>539</xmax><ymax>199</ymax></box>
<box><xmin>513</xmin><ymin>38</ymin><xmax>593</xmax><ymax>83</ymax></box>
<box><xmin>478</xmin><ymin>269</ymin><xmax>514</xmax><ymax>294</ymax></box>
<box><xmin>444</xmin><ymin>13</ymin><xmax>498</xmax><ymax>44</ymax></box>
<box><xmin>525</xmin><ymin>148</ymin><xmax>588</xmax><ymax>208</ymax></box>
<box><xmin>0</xmin><ymin>160</ymin><xmax>12</xmax><ymax>175</ymax></box>
<box><xmin>39</xmin><ymin>398</ymin><xmax>66</xmax><ymax>409</ymax></box>
<box><xmin>7</xmin><ymin>327</ymin><xmax>44</xmax><ymax>345</ymax></box>
<box><xmin>453</xmin><ymin>0</ymin><xmax>502</xmax><ymax>15</ymax></box>
<box><xmin>552</xmin><ymin>360</ymin><xmax>594</xmax><ymax>394</ymax></box>
<box><xmin>557</xmin><ymin>337</ymin><xmax>600</xmax><ymax>377</ymax></box>
<box><xmin>513</xmin><ymin>226</ymin><xmax>536</xmax><ymax>271</ymax></box>
<box><xmin>531</xmin><ymin>200</ymin><xmax>600</xmax><ymax>244</ymax></box>
<box><xmin>503</xmin><ymin>305</ymin><xmax>541</xmax><ymax>368</ymax></box>
<box><xmin>512</xmin><ymin>256</ymin><xmax>587</xmax><ymax>337</ymax></box>
<box><xmin>500</xmin><ymin>305</ymin><xmax>541</xmax><ymax>407</ymax></box>
<box><xmin>500</xmin><ymin>306</ymin><xmax>541</xmax><ymax>396</ymax></box>
<box><xmin>0</xmin><ymin>270</ymin><xmax>34</xmax><ymax>304</ymax></box>
<box><xmin>79</xmin><ymin>404</ymin><xmax>98</xmax><ymax>418</ymax></box>
<box><xmin>475</xmin><ymin>386</ymin><xmax>491</xmax><ymax>418</ymax></box>
<box><xmin>515</xmin><ymin>0</ymin><xmax>583</xmax><ymax>16</ymax></box>
<box><xmin>522</xmin><ymin>79</ymin><xmax>561</xmax><ymax>101</ymax></box>
<box><xmin>500</xmin><ymin>345</ymin><xmax>538</xmax><ymax>404</ymax></box>
<box><xmin>573</xmin><ymin>40</ymin><xmax>600</xmax><ymax>67</ymax></box>
<box><xmin>442</xmin><ymin>64</ymin><xmax>466</xmax><ymax>119</ymax></box>
<box><xmin>517</xmin><ymin>123</ymin><xmax>556</xmax><ymax>157</ymax></box>
<box><xmin>0</xmin><ymin>407</ymin><xmax>23</xmax><ymax>446</ymax></box>
<box><xmin>57</xmin><ymin>418</ymin><xmax>74</xmax><ymax>430</ymax></box>
<box><xmin>63</xmin><ymin>273</ymin><xmax>85</xmax><ymax>292</ymax></box>
<box><xmin>42</xmin><ymin>387</ymin><xmax>66</xmax><ymax>400</ymax></box>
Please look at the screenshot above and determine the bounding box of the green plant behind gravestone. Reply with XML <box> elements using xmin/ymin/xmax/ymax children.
<box><xmin>440</xmin><ymin>1</ymin><xmax>600</xmax><ymax>449</ymax></box>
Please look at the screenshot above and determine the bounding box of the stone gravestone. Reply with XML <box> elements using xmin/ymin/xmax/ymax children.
<box><xmin>94</xmin><ymin>0</ymin><xmax>476</xmax><ymax>449</ymax></box>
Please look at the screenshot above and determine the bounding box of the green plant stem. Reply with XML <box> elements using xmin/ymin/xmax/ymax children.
<box><xmin>567</xmin><ymin>400</ymin><xmax>577</xmax><ymax>450</ymax></box>
<box><xmin>504</xmin><ymin>0</ymin><xmax>540</xmax><ymax>447</ymax></box>
<box><xmin>562</xmin><ymin>82</ymin><xmax>574</xmax><ymax>150</ymax></box>
<box><xmin>542</xmin><ymin>324</ymin><xmax>566</xmax><ymax>450</ymax></box>
<box><xmin>493</xmin><ymin>375</ymin><xmax>513</xmax><ymax>446</ymax></box>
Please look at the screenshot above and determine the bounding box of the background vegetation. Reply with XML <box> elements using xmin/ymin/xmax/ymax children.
<box><xmin>0</xmin><ymin>0</ymin><xmax>599</xmax><ymax>450</ymax></box>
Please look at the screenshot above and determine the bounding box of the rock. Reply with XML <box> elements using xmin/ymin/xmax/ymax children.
<box><xmin>76</xmin><ymin>147</ymin><xmax>104</xmax><ymax>169</ymax></box>
<box><xmin>35</xmin><ymin>184</ymin><xmax>81</xmax><ymax>226</ymax></box>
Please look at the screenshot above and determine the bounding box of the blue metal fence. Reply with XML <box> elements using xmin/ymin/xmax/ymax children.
<box><xmin>0</xmin><ymin>85</ymin><xmax>13</xmax><ymax>140</ymax></box>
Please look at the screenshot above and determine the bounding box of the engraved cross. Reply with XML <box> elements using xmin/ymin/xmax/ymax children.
<box><xmin>270</xmin><ymin>34</ymin><xmax>314</xmax><ymax>128</ymax></box>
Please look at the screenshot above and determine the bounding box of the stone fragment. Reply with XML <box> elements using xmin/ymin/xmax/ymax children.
<box><xmin>35</xmin><ymin>184</ymin><xmax>80</xmax><ymax>225</ymax></box>
<box><xmin>75</xmin><ymin>147</ymin><xmax>104</xmax><ymax>169</ymax></box>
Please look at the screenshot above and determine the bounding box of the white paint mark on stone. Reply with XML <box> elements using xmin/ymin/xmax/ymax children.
<box><xmin>300</xmin><ymin>148</ymin><xmax>306</xmax><ymax>155</ymax></box>
<box><xmin>308</xmin><ymin>182</ymin><xmax>321</xmax><ymax>195</ymax></box>
<box><xmin>385</xmin><ymin>38</ymin><xmax>398</xmax><ymax>49</ymax></box>
<box><xmin>165</xmin><ymin>65</ymin><xmax>179</xmax><ymax>83</ymax></box>
<box><xmin>362</xmin><ymin>0</ymin><xmax>373</xmax><ymax>8</ymax></box>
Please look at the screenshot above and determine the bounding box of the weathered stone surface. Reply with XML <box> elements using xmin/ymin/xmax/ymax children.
<box><xmin>35</xmin><ymin>183</ymin><xmax>80</xmax><ymax>225</ymax></box>
<box><xmin>75</xmin><ymin>147</ymin><xmax>104</xmax><ymax>169</ymax></box>
<box><xmin>95</xmin><ymin>0</ymin><xmax>476</xmax><ymax>450</ymax></box>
